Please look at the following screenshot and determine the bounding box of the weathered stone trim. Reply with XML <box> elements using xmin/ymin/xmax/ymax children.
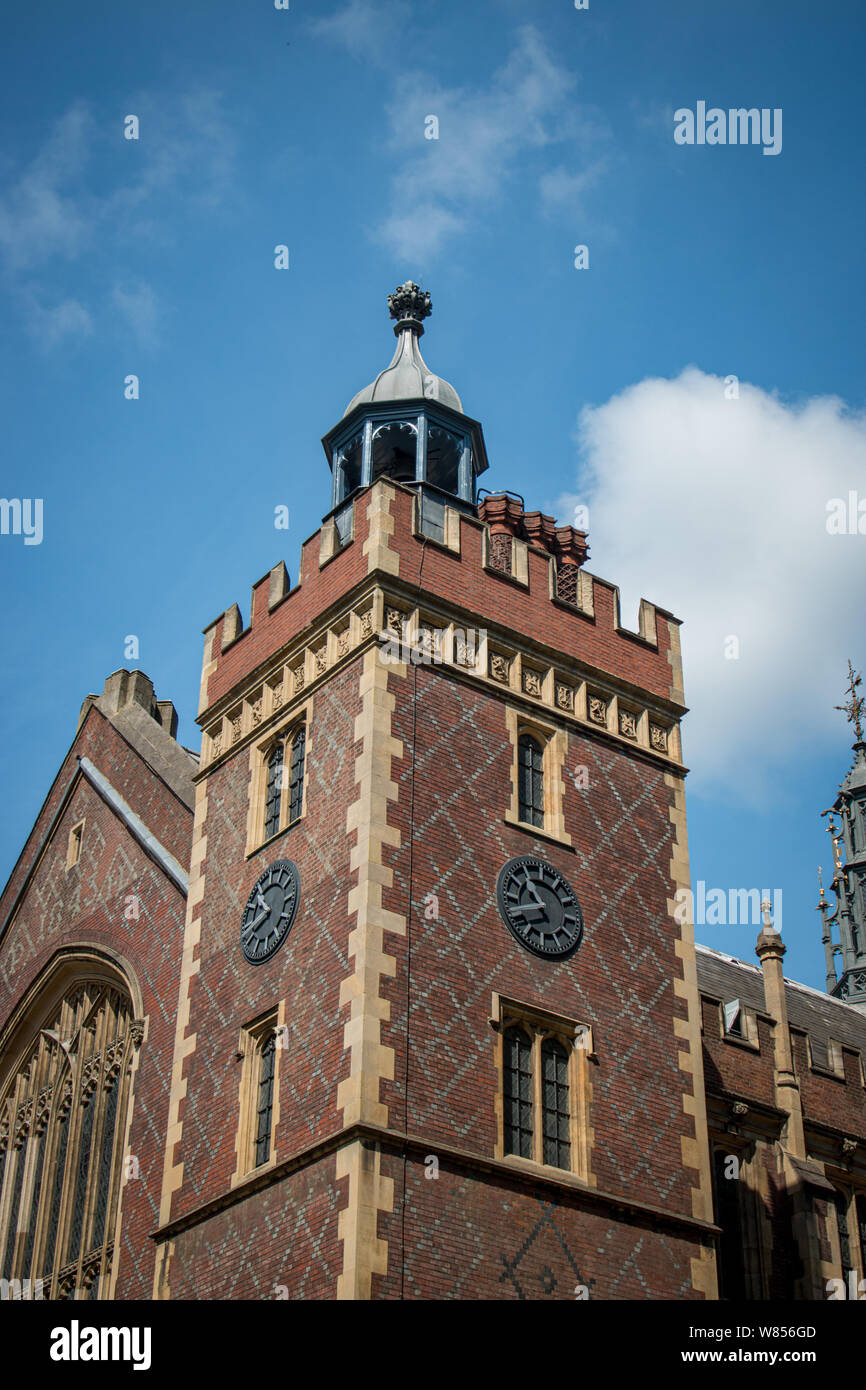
<box><xmin>152</xmin><ymin>779</ymin><xmax>208</xmax><ymax>1299</ymax></box>
<box><xmin>244</xmin><ymin>696</ymin><xmax>314</xmax><ymax>857</ymax></box>
<box><xmin>335</xmin><ymin>646</ymin><xmax>406</xmax><ymax>1297</ymax></box>
<box><xmin>199</xmin><ymin>584</ymin><xmax>683</xmax><ymax>776</ymax></box>
<box><xmin>666</xmin><ymin>770</ymin><xmax>718</xmax><ymax>1298</ymax></box>
<box><xmin>336</xmin><ymin>1139</ymin><xmax>394</xmax><ymax>1300</ymax></box>
<box><xmin>152</xmin><ymin>1120</ymin><xmax>719</xmax><ymax>1245</ymax></box>
<box><xmin>363</xmin><ymin>480</ymin><xmax>400</xmax><ymax>577</ymax></box>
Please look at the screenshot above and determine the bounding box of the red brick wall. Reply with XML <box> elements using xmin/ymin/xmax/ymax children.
<box><xmin>374</xmin><ymin>1150</ymin><xmax>704</xmax><ymax>1300</ymax></box>
<box><xmin>165</xmin><ymin>1154</ymin><xmax>344</xmax><ymax>1300</ymax></box>
<box><xmin>168</xmin><ymin>659</ymin><xmax>363</xmax><ymax>1227</ymax></box>
<box><xmin>366</xmin><ymin>661</ymin><xmax>704</xmax><ymax>1296</ymax></box>
<box><xmin>791</xmin><ymin>1031</ymin><xmax>866</xmax><ymax>1133</ymax></box>
<box><xmin>0</xmin><ymin>707</ymin><xmax>192</xmax><ymax>928</ymax></box>
<box><xmin>380</xmin><ymin>665</ymin><xmax>694</xmax><ymax>1200</ymax></box>
<box><xmin>700</xmin><ymin>1000</ymin><xmax>777</xmax><ymax>1108</ymax></box>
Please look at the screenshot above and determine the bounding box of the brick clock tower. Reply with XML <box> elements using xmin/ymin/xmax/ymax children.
<box><xmin>153</xmin><ymin>283</ymin><xmax>718</xmax><ymax>1300</ymax></box>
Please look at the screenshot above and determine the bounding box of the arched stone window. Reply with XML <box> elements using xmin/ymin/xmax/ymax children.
<box><xmin>0</xmin><ymin>965</ymin><xmax>141</xmax><ymax>1300</ymax></box>
<box><xmin>262</xmin><ymin>723</ymin><xmax>306</xmax><ymax>844</ymax></box>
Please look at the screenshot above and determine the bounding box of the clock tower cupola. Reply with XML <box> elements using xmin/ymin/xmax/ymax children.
<box><xmin>321</xmin><ymin>281</ymin><xmax>488</xmax><ymax>532</ymax></box>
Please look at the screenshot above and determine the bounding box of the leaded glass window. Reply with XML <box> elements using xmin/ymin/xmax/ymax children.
<box><xmin>518</xmin><ymin>733</ymin><xmax>544</xmax><ymax>828</ymax></box>
<box><xmin>254</xmin><ymin>1033</ymin><xmax>277</xmax><ymax>1168</ymax></box>
<box><xmin>264</xmin><ymin>742</ymin><xmax>284</xmax><ymax>840</ymax></box>
<box><xmin>501</xmin><ymin>1014</ymin><xmax>586</xmax><ymax>1176</ymax></box>
<box><xmin>503</xmin><ymin>1026</ymin><xmax>533</xmax><ymax>1159</ymax></box>
<box><xmin>541</xmin><ymin>1037</ymin><xmax>571</xmax><ymax>1170</ymax></box>
<box><xmin>288</xmin><ymin>726</ymin><xmax>306</xmax><ymax>824</ymax></box>
<box><xmin>0</xmin><ymin>977</ymin><xmax>139</xmax><ymax>1300</ymax></box>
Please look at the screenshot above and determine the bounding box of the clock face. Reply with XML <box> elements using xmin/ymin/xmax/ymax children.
<box><xmin>496</xmin><ymin>856</ymin><xmax>584</xmax><ymax>960</ymax></box>
<box><xmin>240</xmin><ymin>859</ymin><xmax>300</xmax><ymax>964</ymax></box>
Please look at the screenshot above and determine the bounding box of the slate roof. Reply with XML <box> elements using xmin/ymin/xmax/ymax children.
<box><xmin>696</xmin><ymin>941</ymin><xmax>866</xmax><ymax>1054</ymax></box>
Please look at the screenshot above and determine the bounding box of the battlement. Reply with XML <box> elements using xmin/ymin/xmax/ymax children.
<box><xmin>198</xmin><ymin>479</ymin><xmax>686</xmax><ymax>730</ymax></box>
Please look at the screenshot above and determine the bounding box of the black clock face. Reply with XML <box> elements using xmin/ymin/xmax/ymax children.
<box><xmin>240</xmin><ymin>859</ymin><xmax>300</xmax><ymax>964</ymax></box>
<box><xmin>496</xmin><ymin>856</ymin><xmax>584</xmax><ymax>960</ymax></box>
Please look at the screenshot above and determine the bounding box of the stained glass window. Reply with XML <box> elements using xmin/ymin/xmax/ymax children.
<box><xmin>0</xmin><ymin>978</ymin><xmax>137</xmax><ymax>1300</ymax></box>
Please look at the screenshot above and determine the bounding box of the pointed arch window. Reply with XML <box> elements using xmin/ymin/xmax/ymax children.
<box><xmin>518</xmin><ymin>733</ymin><xmax>544</xmax><ymax>828</ymax></box>
<box><xmin>261</xmin><ymin>722</ymin><xmax>306</xmax><ymax>844</ymax></box>
<box><xmin>264</xmin><ymin>743</ymin><xmax>284</xmax><ymax>841</ymax></box>
<box><xmin>0</xmin><ymin>977</ymin><xmax>141</xmax><ymax>1300</ymax></box>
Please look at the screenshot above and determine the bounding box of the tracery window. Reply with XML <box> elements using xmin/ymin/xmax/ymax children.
<box><xmin>262</xmin><ymin>723</ymin><xmax>306</xmax><ymax>844</ymax></box>
<box><xmin>0</xmin><ymin>979</ymin><xmax>140</xmax><ymax>1300</ymax></box>
<box><xmin>499</xmin><ymin>1006</ymin><xmax>590</xmax><ymax>1176</ymax></box>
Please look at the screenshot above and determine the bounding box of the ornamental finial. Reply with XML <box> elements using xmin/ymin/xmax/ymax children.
<box><xmin>387</xmin><ymin>281</ymin><xmax>432</xmax><ymax>335</ymax></box>
<box><xmin>835</xmin><ymin>659</ymin><xmax>865</xmax><ymax>743</ymax></box>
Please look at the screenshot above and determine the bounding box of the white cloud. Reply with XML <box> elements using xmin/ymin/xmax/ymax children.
<box><xmin>0</xmin><ymin>90</ymin><xmax>238</xmax><ymax>348</ymax></box>
<box><xmin>112</xmin><ymin>281</ymin><xmax>160</xmax><ymax>347</ymax></box>
<box><xmin>20</xmin><ymin>292</ymin><xmax>93</xmax><ymax>349</ymax></box>
<box><xmin>538</xmin><ymin>159</ymin><xmax>608</xmax><ymax>217</ymax></box>
<box><xmin>558</xmin><ymin>369</ymin><xmax>866</xmax><ymax>803</ymax></box>
<box><xmin>0</xmin><ymin>103</ymin><xmax>96</xmax><ymax>270</ymax></box>
<box><xmin>310</xmin><ymin>0</ymin><xmax>410</xmax><ymax>60</ymax></box>
<box><xmin>371</xmin><ymin>24</ymin><xmax>610</xmax><ymax>262</ymax></box>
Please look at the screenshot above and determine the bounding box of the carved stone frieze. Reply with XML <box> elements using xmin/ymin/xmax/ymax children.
<box><xmin>619</xmin><ymin>710</ymin><xmax>637</xmax><ymax>740</ymax></box>
<box><xmin>589</xmin><ymin>695</ymin><xmax>608</xmax><ymax>726</ymax></box>
<box><xmin>489</xmin><ymin>652</ymin><xmax>510</xmax><ymax>684</ymax></box>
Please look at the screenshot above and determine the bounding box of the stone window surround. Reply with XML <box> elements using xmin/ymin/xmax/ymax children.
<box><xmin>0</xmin><ymin>962</ymin><xmax>144</xmax><ymax>1300</ymax></box>
<box><xmin>244</xmin><ymin>699</ymin><xmax>313</xmax><ymax>859</ymax></box>
<box><xmin>490</xmin><ymin>992</ymin><xmax>595</xmax><ymax>1184</ymax></box>
<box><xmin>232</xmin><ymin>1003</ymin><xmax>285</xmax><ymax>1187</ymax></box>
<box><xmin>505</xmin><ymin>706</ymin><xmax>572</xmax><ymax>849</ymax></box>
<box><xmin>719</xmin><ymin>1000</ymin><xmax>760</xmax><ymax>1051</ymax></box>
<box><xmin>65</xmin><ymin>820</ymin><xmax>85</xmax><ymax>870</ymax></box>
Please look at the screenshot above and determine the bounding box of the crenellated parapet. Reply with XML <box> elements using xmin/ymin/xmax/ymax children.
<box><xmin>196</xmin><ymin>479</ymin><xmax>687</xmax><ymax>773</ymax></box>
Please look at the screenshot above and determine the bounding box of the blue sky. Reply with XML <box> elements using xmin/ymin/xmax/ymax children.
<box><xmin>1</xmin><ymin>0</ymin><xmax>864</xmax><ymax>991</ymax></box>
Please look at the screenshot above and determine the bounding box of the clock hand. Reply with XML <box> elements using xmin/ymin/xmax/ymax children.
<box><xmin>243</xmin><ymin>904</ymin><xmax>271</xmax><ymax>934</ymax></box>
<box><xmin>522</xmin><ymin>873</ymin><xmax>545</xmax><ymax>908</ymax></box>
